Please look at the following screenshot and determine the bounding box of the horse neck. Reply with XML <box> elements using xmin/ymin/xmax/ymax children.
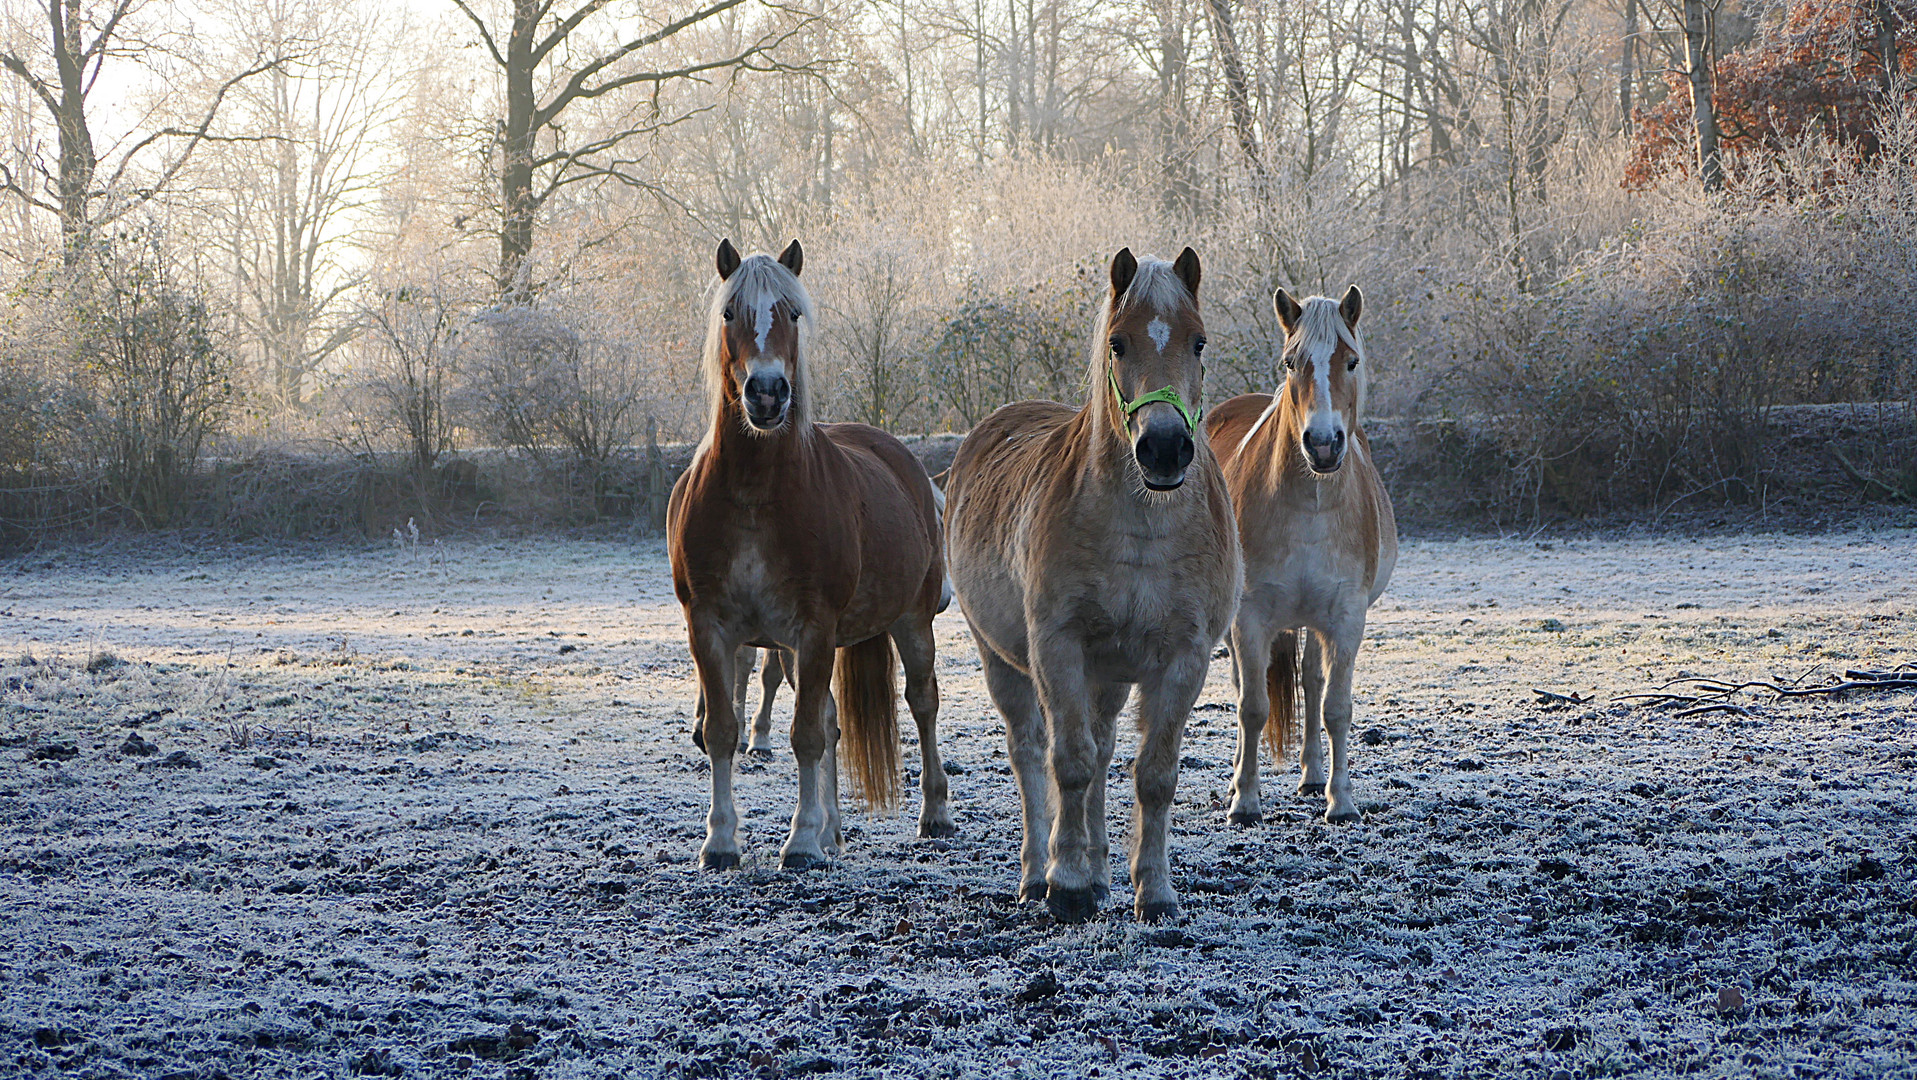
<box><xmin>701</xmin><ymin>399</ymin><xmax>814</xmax><ymax>492</ymax></box>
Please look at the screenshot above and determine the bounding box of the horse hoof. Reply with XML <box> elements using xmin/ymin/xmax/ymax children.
<box><xmin>1018</xmin><ymin>880</ymin><xmax>1049</xmax><ymax>902</ymax></box>
<box><xmin>748</xmin><ymin>746</ymin><xmax>774</xmax><ymax>760</ymax></box>
<box><xmin>780</xmin><ymin>850</ymin><xmax>829</xmax><ymax>871</ymax></box>
<box><xmin>700</xmin><ymin>851</ymin><xmax>739</xmax><ymax>871</ymax></box>
<box><xmin>1227</xmin><ymin>808</ymin><xmax>1264</xmax><ymax>827</ymax></box>
<box><xmin>1325</xmin><ymin>809</ymin><xmax>1361</xmax><ymax>825</ymax></box>
<box><xmin>1046</xmin><ymin>887</ymin><xmax>1100</xmax><ymax>924</ymax></box>
<box><xmin>1298</xmin><ymin>781</ymin><xmax>1326</xmax><ymax>797</ymax></box>
<box><xmin>917</xmin><ymin>819</ymin><xmax>958</xmax><ymax>839</ymax></box>
<box><xmin>1136</xmin><ymin>899</ymin><xmax>1181</xmax><ymax>924</ymax></box>
<box><xmin>1092</xmin><ymin>881</ymin><xmax>1111</xmax><ymax>903</ymax></box>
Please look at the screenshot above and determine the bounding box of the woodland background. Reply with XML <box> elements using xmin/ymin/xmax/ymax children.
<box><xmin>1</xmin><ymin>0</ymin><xmax>1914</xmax><ymax>546</ymax></box>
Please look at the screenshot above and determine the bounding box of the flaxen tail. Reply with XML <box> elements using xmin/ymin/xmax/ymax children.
<box><xmin>1266</xmin><ymin>631</ymin><xmax>1299</xmax><ymax>757</ymax></box>
<box><xmin>834</xmin><ymin>634</ymin><xmax>901</xmax><ymax>810</ymax></box>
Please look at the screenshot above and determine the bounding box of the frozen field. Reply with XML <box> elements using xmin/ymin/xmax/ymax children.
<box><xmin>2</xmin><ymin>526</ymin><xmax>1914</xmax><ymax>1079</ymax></box>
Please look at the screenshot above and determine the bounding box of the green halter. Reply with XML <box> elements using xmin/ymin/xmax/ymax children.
<box><xmin>1109</xmin><ymin>368</ymin><xmax>1203</xmax><ymax>431</ymax></box>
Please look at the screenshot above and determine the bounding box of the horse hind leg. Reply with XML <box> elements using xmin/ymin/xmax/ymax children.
<box><xmin>892</xmin><ymin>616</ymin><xmax>956</xmax><ymax>839</ymax></box>
<box><xmin>731</xmin><ymin>646</ymin><xmax>755</xmax><ymax>752</ymax></box>
<box><xmin>980</xmin><ymin>643</ymin><xmax>1049</xmax><ymax>903</ymax></box>
<box><xmin>747</xmin><ymin>646</ymin><xmax>786</xmax><ymax>757</ymax></box>
<box><xmin>1297</xmin><ymin>630</ymin><xmax>1329</xmax><ymax>798</ymax></box>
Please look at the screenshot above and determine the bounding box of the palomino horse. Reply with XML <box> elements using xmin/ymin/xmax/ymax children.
<box><xmin>669</xmin><ymin>239</ymin><xmax>955</xmax><ymax>870</ymax></box>
<box><xmin>1205</xmin><ymin>287</ymin><xmax>1398</xmax><ymax>824</ymax></box>
<box><xmin>945</xmin><ymin>248</ymin><xmax>1241</xmax><ymax>922</ymax></box>
<box><xmin>693</xmin><ymin>646</ymin><xmax>791</xmax><ymax>756</ymax></box>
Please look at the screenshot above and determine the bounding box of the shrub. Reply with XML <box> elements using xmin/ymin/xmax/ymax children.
<box><xmin>63</xmin><ymin>236</ymin><xmax>237</xmax><ymax>527</ymax></box>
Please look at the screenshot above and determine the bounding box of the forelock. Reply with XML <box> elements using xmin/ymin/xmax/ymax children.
<box><xmin>1116</xmin><ymin>258</ymin><xmax>1194</xmax><ymax>318</ymax></box>
<box><xmin>1284</xmin><ymin>296</ymin><xmax>1363</xmax><ymax>365</ymax></box>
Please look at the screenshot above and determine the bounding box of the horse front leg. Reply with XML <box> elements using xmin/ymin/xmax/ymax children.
<box><xmin>1227</xmin><ymin>619</ymin><xmax>1273</xmax><ymax>826</ymax></box>
<box><xmin>1297</xmin><ymin>630</ymin><xmax>1328</xmax><ymax>797</ymax></box>
<box><xmin>690</xmin><ymin>626</ymin><xmax>742</xmax><ymax>870</ymax></box>
<box><xmin>980</xmin><ymin>643</ymin><xmax>1048</xmax><ymax>902</ymax></box>
<box><xmin>893</xmin><ymin>617</ymin><xmax>956</xmax><ymax>838</ymax></box>
<box><xmin>1322</xmin><ymin>619</ymin><xmax>1365</xmax><ymax>823</ymax></box>
<box><xmin>1032</xmin><ymin>634</ymin><xmax>1100</xmax><ymax>923</ymax></box>
<box><xmin>1132</xmin><ymin>649</ymin><xmax>1208</xmax><ymax>923</ymax></box>
<box><xmin>781</xmin><ymin>633</ymin><xmax>838</xmax><ymax>870</ymax></box>
<box><xmin>1088</xmin><ymin>682</ymin><xmax>1128</xmax><ymax>903</ymax></box>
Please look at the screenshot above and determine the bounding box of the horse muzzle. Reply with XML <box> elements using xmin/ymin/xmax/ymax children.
<box><xmin>742</xmin><ymin>371</ymin><xmax>791</xmax><ymax>430</ymax></box>
<box><xmin>1134</xmin><ymin>413</ymin><xmax>1195</xmax><ymax>490</ymax></box>
<box><xmin>1302</xmin><ymin>428</ymin><xmax>1346</xmax><ymax>474</ymax></box>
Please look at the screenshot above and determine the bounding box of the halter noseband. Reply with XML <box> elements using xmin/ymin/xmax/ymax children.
<box><xmin>1109</xmin><ymin>368</ymin><xmax>1202</xmax><ymax>432</ymax></box>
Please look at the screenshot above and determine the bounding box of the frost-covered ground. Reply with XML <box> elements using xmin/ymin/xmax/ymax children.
<box><xmin>2</xmin><ymin>526</ymin><xmax>1914</xmax><ymax>1079</ymax></box>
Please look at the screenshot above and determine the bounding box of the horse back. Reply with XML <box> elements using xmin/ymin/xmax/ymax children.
<box><xmin>947</xmin><ymin>400</ymin><xmax>1079</xmax><ymax>506</ymax></box>
<box><xmin>1204</xmin><ymin>393</ymin><xmax>1276</xmax><ymax>475</ymax></box>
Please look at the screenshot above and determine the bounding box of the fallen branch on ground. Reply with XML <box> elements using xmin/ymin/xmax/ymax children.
<box><xmin>1618</xmin><ymin>665</ymin><xmax>1917</xmax><ymax>715</ymax></box>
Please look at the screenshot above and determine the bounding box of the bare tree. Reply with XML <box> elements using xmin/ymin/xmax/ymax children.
<box><xmin>449</xmin><ymin>0</ymin><xmax>813</xmax><ymax>299</ymax></box>
<box><xmin>196</xmin><ymin>0</ymin><xmax>415</xmax><ymax>408</ymax></box>
<box><xmin>0</xmin><ymin>0</ymin><xmax>281</xmax><ymax>260</ymax></box>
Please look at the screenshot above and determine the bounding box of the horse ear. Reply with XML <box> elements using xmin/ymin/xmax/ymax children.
<box><xmin>1109</xmin><ymin>247</ymin><xmax>1137</xmax><ymax>297</ymax></box>
<box><xmin>1340</xmin><ymin>284</ymin><xmax>1363</xmax><ymax>329</ymax></box>
<box><xmin>716</xmin><ymin>238</ymin><xmax>741</xmax><ymax>281</ymax></box>
<box><xmin>1273</xmin><ymin>288</ymin><xmax>1303</xmax><ymax>335</ymax></box>
<box><xmin>777</xmin><ymin>239</ymin><xmax>803</xmax><ymax>277</ymax></box>
<box><xmin>1173</xmin><ymin>247</ymin><xmax>1201</xmax><ymax>297</ymax></box>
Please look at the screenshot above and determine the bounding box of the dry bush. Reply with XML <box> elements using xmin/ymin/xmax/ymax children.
<box><xmin>62</xmin><ymin>236</ymin><xmax>238</xmax><ymax>527</ymax></box>
<box><xmin>337</xmin><ymin>282</ymin><xmax>466</xmax><ymax>502</ymax></box>
<box><xmin>458</xmin><ymin>304</ymin><xmax>654</xmax><ymax>521</ymax></box>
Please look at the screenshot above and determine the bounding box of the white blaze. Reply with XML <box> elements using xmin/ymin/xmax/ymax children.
<box><xmin>753</xmin><ymin>292</ymin><xmax>778</xmax><ymax>352</ymax></box>
<box><xmin>1146</xmin><ymin>316</ymin><xmax>1171</xmax><ymax>353</ymax></box>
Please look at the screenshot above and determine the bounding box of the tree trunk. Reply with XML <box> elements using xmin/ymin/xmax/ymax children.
<box><xmin>1206</xmin><ymin>0</ymin><xmax>1264</xmax><ymax>179</ymax></box>
<box><xmin>1619</xmin><ymin>0</ymin><xmax>1637</xmax><ymax>132</ymax></box>
<box><xmin>1683</xmin><ymin>0</ymin><xmax>1721</xmax><ymax>193</ymax></box>
<box><xmin>1879</xmin><ymin>0</ymin><xmax>1902</xmax><ymax>95</ymax></box>
<box><xmin>500</xmin><ymin>0</ymin><xmax>539</xmax><ymax>299</ymax></box>
<box><xmin>50</xmin><ymin>0</ymin><xmax>97</xmax><ymax>258</ymax></box>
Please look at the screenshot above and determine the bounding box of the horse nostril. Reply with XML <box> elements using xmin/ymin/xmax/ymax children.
<box><xmin>1175</xmin><ymin>433</ymin><xmax>1194</xmax><ymax>472</ymax></box>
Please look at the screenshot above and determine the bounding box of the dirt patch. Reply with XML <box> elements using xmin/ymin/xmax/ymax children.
<box><xmin>2</xmin><ymin>529</ymin><xmax>1914</xmax><ymax>1077</ymax></box>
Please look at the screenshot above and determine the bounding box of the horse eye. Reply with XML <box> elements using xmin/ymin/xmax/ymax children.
<box><xmin>1347</xmin><ymin>356</ymin><xmax>1359</xmax><ymax>371</ymax></box>
<box><xmin>1194</xmin><ymin>336</ymin><xmax>1206</xmax><ymax>356</ymax></box>
<box><xmin>790</xmin><ymin>309</ymin><xmax>801</xmax><ymax>322</ymax></box>
<box><xmin>723</xmin><ymin>306</ymin><xmax>734</xmax><ymax>322</ymax></box>
<box><xmin>1109</xmin><ymin>338</ymin><xmax>1125</xmax><ymax>358</ymax></box>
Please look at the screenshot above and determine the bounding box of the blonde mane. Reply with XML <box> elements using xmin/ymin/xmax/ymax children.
<box><xmin>700</xmin><ymin>253</ymin><xmax>815</xmax><ymax>434</ymax></box>
<box><xmin>1088</xmin><ymin>256</ymin><xmax>1197</xmax><ymax>428</ymax></box>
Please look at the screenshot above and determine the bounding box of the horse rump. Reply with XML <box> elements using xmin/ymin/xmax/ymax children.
<box><xmin>834</xmin><ymin>633</ymin><xmax>901</xmax><ymax>810</ymax></box>
<box><xmin>1266</xmin><ymin>630</ymin><xmax>1299</xmax><ymax>755</ymax></box>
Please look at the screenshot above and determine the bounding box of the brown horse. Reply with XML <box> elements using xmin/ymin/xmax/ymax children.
<box><xmin>945</xmin><ymin>248</ymin><xmax>1242</xmax><ymax>923</ymax></box>
<box><xmin>1205</xmin><ymin>287</ymin><xmax>1398</xmax><ymax>824</ymax></box>
<box><xmin>669</xmin><ymin>239</ymin><xmax>955</xmax><ymax>870</ymax></box>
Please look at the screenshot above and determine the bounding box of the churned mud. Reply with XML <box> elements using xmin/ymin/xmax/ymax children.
<box><xmin>2</xmin><ymin>525</ymin><xmax>1914</xmax><ymax>1078</ymax></box>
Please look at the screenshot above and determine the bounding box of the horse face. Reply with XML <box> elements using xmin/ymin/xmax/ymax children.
<box><xmin>1276</xmin><ymin>286</ymin><xmax>1364</xmax><ymax>475</ymax></box>
<box><xmin>720</xmin><ymin>291</ymin><xmax>802</xmax><ymax>431</ymax></box>
<box><xmin>1108</xmin><ymin>247</ymin><xmax>1205</xmax><ymax>491</ymax></box>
